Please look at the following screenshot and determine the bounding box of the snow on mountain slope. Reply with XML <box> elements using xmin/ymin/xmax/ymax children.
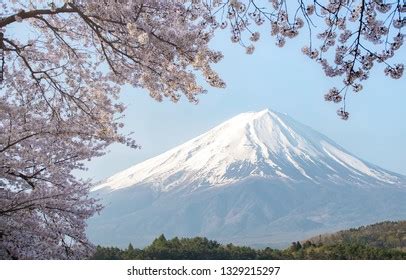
<box><xmin>88</xmin><ymin>109</ymin><xmax>406</xmax><ymax>248</ymax></box>
<box><xmin>93</xmin><ymin>109</ymin><xmax>401</xmax><ymax>192</ymax></box>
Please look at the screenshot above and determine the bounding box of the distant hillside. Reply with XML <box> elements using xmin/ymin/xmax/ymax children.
<box><xmin>91</xmin><ymin>221</ymin><xmax>406</xmax><ymax>260</ymax></box>
<box><xmin>306</xmin><ymin>221</ymin><xmax>406</xmax><ymax>251</ymax></box>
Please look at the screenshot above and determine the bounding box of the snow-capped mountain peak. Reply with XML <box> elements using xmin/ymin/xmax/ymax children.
<box><xmin>88</xmin><ymin>109</ymin><xmax>406</xmax><ymax>248</ymax></box>
<box><xmin>94</xmin><ymin>109</ymin><xmax>401</xmax><ymax>192</ymax></box>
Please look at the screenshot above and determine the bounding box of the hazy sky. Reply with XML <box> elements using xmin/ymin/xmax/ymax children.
<box><xmin>83</xmin><ymin>29</ymin><xmax>406</xmax><ymax>182</ymax></box>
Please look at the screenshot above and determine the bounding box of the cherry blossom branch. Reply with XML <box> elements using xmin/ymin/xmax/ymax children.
<box><xmin>0</xmin><ymin>5</ymin><xmax>75</xmax><ymax>28</ymax></box>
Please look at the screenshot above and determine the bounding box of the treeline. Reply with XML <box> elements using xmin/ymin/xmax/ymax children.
<box><xmin>92</xmin><ymin>231</ymin><xmax>406</xmax><ymax>260</ymax></box>
<box><xmin>308</xmin><ymin>221</ymin><xmax>406</xmax><ymax>251</ymax></box>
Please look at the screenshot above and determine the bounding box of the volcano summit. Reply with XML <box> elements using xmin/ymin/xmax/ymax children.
<box><xmin>88</xmin><ymin>109</ymin><xmax>406</xmax><ymax>247</ymax></box>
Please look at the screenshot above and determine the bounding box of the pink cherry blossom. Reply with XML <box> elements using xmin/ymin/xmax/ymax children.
<box><xmin>0</xmin><ymin>0</ymin><xmax>404</xmax><ymax>259</ymax></box>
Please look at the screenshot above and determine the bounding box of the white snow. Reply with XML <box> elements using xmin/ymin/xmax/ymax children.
<box><xmin>93</xmin><ymin>109</ymin><xmax>403</xmax><ymax>192</ymax></box>
<box><xmin>322</xmin><ymin>142</ymin><xmax>398</xmax><ymax>184</ymax></box>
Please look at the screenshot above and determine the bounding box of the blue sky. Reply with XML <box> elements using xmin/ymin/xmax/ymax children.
<box><xmin>83</xmin><ymin>30</ymin><xmax>406</xmax><ymax>181</ymax></box>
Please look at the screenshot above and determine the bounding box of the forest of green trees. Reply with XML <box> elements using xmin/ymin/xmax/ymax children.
<box><xmin>307</xmin><ymin>221</ymin><xmax>406</xmax><ymax>251</ymax></box>
<box><xmin>92</xmin><ymin>221</ymin><xmax>406</xmax><ymax>260</ymax></box>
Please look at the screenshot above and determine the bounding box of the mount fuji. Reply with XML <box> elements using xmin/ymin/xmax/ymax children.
<box><xmin>87</xmin><ymin>109</ymin><xmax>406</xmax><ymax>247</ymax></box>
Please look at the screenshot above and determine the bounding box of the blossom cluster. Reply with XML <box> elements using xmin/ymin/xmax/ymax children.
<box><xmin>198</xmin><ymin>0</ymin><xmax>405</xmax><ymax>119</ymax></box>
<box><xmin>0</xmin><ymin>0</ymin><xmax>405</xmax><ymax>259</ymax></box>
<box><xmin>1</xmin><ymin>0</ymin><xmax>225</xmax><ymax>259</ymax></box>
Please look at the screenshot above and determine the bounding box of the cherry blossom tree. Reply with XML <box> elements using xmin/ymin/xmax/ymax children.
<box><xmin>0</xmin><ymin>0</ymin><xmax>224</xmax><ymax>259</ymax></box>
<box><xmin>0</xmin><ymin>0</ymin><xmax>404</xmax><ymax>259</ymax></box>
<box><xmin>211</xmin><ymin>0</ymin><xmax>405</xmax><ymax>119</ymax></box>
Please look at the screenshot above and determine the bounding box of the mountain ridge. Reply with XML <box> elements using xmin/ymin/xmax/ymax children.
<box><xmin>93</xmin><ymin>109</ymin><xmax>403</xmax><ymax>192</ymax></box>
<box><xmin>88</xmin><ymin>109</ymin><xmax>406</xmax><ymax>247</ymax></box>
